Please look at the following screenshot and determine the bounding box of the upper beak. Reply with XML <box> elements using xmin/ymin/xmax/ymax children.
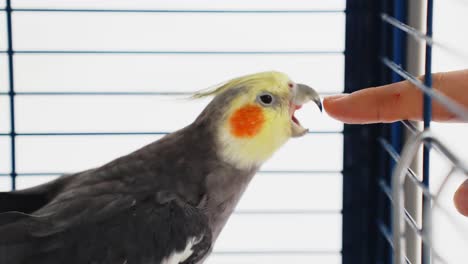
<box><xmin>289</xmin><ymin>83</ymin><xmax>322</xmax><ymax>138</ymax></box>
<box><xmin>293</xmin><ymin>84</ymin><xmax>322</xmax><ymax>112</ymax></box>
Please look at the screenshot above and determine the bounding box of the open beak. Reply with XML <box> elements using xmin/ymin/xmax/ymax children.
<box><xmin>290</xmin><ymin>83</ymin><xmax>322</xmax><ymax>137</ymax></box>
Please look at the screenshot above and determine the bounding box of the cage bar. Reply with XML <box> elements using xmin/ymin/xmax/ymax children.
<box><xmin>5</xmin><ymin>0</ymin><xmax>16</xmax><ymax>190</ymax></box>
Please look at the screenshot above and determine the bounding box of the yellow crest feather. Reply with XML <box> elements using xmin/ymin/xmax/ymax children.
<box><xmin>192</xmin><ymin>71</ymin><xmax>290</xmax><ymax>99</ymax></box>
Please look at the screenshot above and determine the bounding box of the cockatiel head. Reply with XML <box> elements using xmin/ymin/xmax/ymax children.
<box><xmin>194</xmin><ymin>71</ymin><xmax>322</xmax><ymax>169</ymax></box>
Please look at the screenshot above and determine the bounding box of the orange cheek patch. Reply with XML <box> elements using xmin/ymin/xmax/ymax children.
<box><xmin>229</xmin><ymin>104</ymin><xmax>265</xmax><ymax>138</ymax></box>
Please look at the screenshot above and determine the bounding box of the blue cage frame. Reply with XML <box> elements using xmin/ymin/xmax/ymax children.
<box><xmin>343</xmin><ymin>0</ymin><xmax>433</xmax><ymax>263</ymax></box>
<box><xmin>343</xmin><ymin>1</ymin><xmax>388</xmax><ymax>263</ymax></box>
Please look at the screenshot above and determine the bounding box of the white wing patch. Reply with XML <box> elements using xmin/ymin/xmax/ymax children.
<box><xmin>161</xmin><ymin>236</ymin><xmax>203</xmax><ymax>264</ymax></box>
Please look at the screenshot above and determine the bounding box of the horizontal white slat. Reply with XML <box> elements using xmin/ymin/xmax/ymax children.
<box><xmin>0</xmin><ymin>12</ymin><xmax>6</xmax><ymax>51</ymax></box>
<box><xmin>0</xmin><ymin>137</ymin><xmax>11</xmax><ymax>173</ymax></box>
<box><xmin>237</xmin><ymin>173</ymin><xmax>342</xmax><ymax>211</ymax></box>
<box><xmin>206</xmin><ymin>254</ymin><xmax>341</xmax><ymax>264</ymax></box>
<box><xmin>16</xmin><ymin>135</ymin><xmax>157</xmax><ymax>173</ymax></box>
<box><xmin>214</xmin><ymin>214</ymin><xmax>341</xmax><ymax>251</ymax></box>
<box><xmin>15</xmin><ymin>175</ymin><xmax>57</xmax><ymax>190</ymax></box>
<box><xmin>0</xmin><ymin>176</ymin><xmax>10</xmax><ymax>191</ymax></box>
<box><xmin>0</xmin><ymin>0</ymin><xmax>5</xmax><ymax>9</ymax></box>
<box><xmin>263</xmin><ymin>134</ymin><xmax>343</xmax><ymax>171</ymax></box>
<box><xmin>13</xmin><ymin>12</ymin><xmax>345</xmax><ymax>51</ymax></box>
<box><xmin>16</xmin><ymin>134</ymin><xmax>342</xmax><ymax>173</ymax></box>
<box><xmin>0</xmin><ymin>96</ymin><xmax>9</xmax><ymax>132</ymax></box>
<box><xmin>16</xmin><ymin>96</ymin><xmax>208</xmax><ymax>132</ymax></box>
<box><xmin>433</xmin><ymin>0</ymin><xmax>468</xmax><ymax>72</ymax></box>
<box><xmin>0</xmin><ymin>55</ymin><xmax>7</xmax><ymax>90</ymax></box>
<box><xmin>15</xmin><ymin>95</ymin><xmax>342</xmax><ymax>133</ymax></box>
<box><xmin>14</xmin><ymin>54</ymin><xmax>344</xmax><ymax>94</ymax></box>
<box><xmin>12</xmin><ymin>0</ymin><xmax>346</xmax><ymax>11</ymax></box>
<box><xmin>15</xmin><ymin>95</ymin><xmax>210</xmax><ymax>133</ymax></box>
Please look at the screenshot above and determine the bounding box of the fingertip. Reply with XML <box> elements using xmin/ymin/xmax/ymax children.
<box><xmin>324</xmin><ymin>93</ymin><xmax>368</xmax><ymax>124</ymax></box>
<box><xmin>323</xmin><ymin>94</ymin><xmax>348</xmax><ymax>121</ymax></box>
<box><xmin>454</xmin><ymin>180</ymin><xmax>468</xmax><ymax>217</ymax></box>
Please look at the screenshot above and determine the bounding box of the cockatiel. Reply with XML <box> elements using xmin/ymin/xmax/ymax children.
<box><xmin>0</xmin><ymin>71</ymin><xmax>322</xmax><ymax>264</ymax></box>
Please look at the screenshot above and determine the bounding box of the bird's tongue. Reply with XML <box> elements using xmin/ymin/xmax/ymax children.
<box><xmin>291</xmin><ymin>104</ymin><xmax>302</xmax><ymax>125</ymax></box>
<box><xmin>291</xmin><ymin>115</ymin><xmax>300</xmax><ymax>125</ymax></box>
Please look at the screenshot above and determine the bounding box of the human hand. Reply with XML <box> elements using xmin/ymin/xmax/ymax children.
<box><xmin>323</xmin><ymin>70</ymin><xmax>468</xmax><ymax>123</ymax></box>
<box><xmin>323</xmin><ymin>69</ymin><xmax>468</xmax><ymax>216</ymax></box>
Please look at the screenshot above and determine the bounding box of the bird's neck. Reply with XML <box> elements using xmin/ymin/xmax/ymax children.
<box><xmin>150</xmin><ymin>118</ymin><xmax>261</xmax><ymax>239</ymax></box>
<box><xmin>203</xmin><ymin>166</ymin><xmax>258</xmax><ymax>239</ymax></box>
<box><xmin>187</xmin><ymin>119</ymin><xmax>261</xmax><ymax>238</ymax></box>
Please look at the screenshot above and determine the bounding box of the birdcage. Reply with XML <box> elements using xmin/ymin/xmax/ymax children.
<box><xmin>1</xmin><ymin>0</ymin><xmax>467</xmax><ymax>263</ymax></box>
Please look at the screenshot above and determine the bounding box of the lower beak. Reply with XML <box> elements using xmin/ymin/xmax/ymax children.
<box><xmin>290</xmin><ymin>83</ymin><xmax>322</xmax><ymax>138</ymax></box>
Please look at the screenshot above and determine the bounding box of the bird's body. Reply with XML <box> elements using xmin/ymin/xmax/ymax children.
<box><xmin>0</xmin><ymin>72</ymin><xmax>322</xmax><ymax>264</ymax></box>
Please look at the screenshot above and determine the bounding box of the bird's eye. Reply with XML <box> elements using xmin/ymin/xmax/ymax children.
<box><xmin>257</xmin><ymin>93</ymin><xmax>274</xmax><ymax>106</ymax></box>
